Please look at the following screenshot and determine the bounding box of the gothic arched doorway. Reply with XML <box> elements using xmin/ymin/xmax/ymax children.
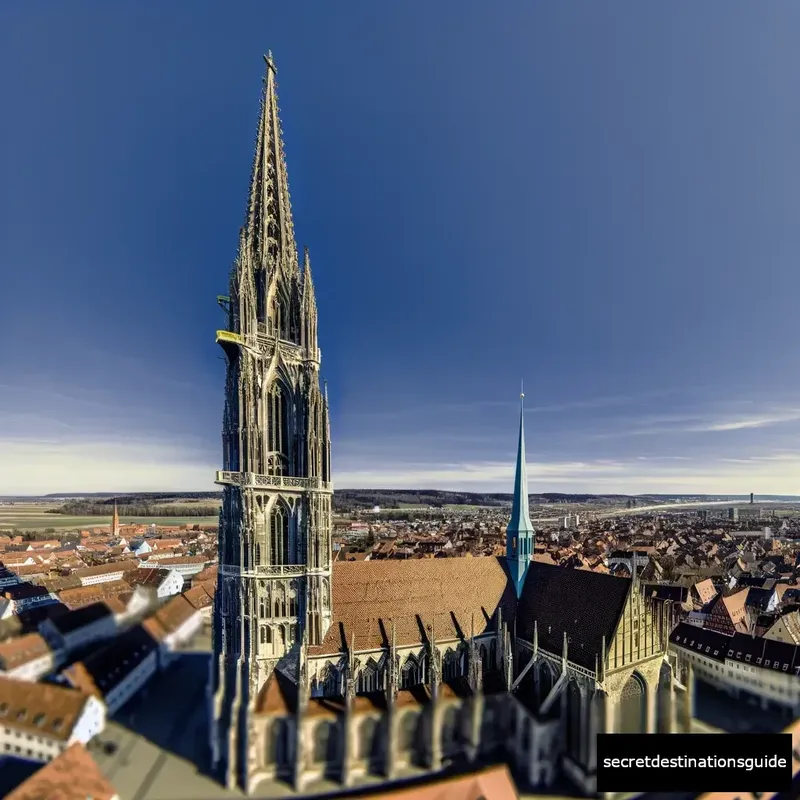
<box><xmin>619</xmin><ymin>672</ymin><xmax>647</xmax><ymax>734</ymax></box>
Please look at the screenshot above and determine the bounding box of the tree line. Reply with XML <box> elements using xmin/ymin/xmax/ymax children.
<box><xmin>51</xmin><ymin>501</ymin><xmax>220</xmax><ymax>517</ymax></box>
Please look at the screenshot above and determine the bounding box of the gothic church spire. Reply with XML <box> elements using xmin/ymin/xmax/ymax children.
<box><xmin>506</xmin><ymin>388</ymin><xmax>535</xmax><ymax>596</ymax></box>
<box><xmin>243</xmin><ymin>52</ymin><xmax>299</xmax><ymax>275</ymax></box>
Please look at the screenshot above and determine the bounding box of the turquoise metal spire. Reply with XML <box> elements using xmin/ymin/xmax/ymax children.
<box><xmin>506</xmin><ymin>386</ymin><xmax>535</xmax><ymax>596</ymax></box>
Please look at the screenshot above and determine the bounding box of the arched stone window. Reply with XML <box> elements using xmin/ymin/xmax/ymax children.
<box><xmin>358</xmin><ymin>661</ymin><xmax>381</xmax><ymax>693</ymax></box>
<box><xmin>479</xmin><ymin>644</ymin><xmax>489</xmax><ymax>674</ymax></box>
<box><xmin>320</xmin><ymin>665</ymin><xmax>340</xmax><ymax>696</ymax></box>
<box><xmin>441</xmin><ymin>704</ymin><xmax>460</xmax><ymax>750</ymax></box>
<box><xmin>287</xmin><ymin>588</ymin><xmax>297</xmax><ymax>618</ymax></box>
<box><xmin>265</xmin><ymin>718</ymin><xmax>288</xmax><ymax>765</ymax></box>
<box><xmin>270</xmin><ymin>503</ymin><xmax>289</xmax><ymax>566</ymax></box>
<box><xmin>255</xmin><ymin>543</ymin><xmax>262</xmax><ymax>566</ymax></box>
<box><xmin>312</xmin><ymin>720</ymin><xmax>337</xmax><ymax>763</ymax></box>
<box><xmin>270</xmin><ymin>293</ymin><xmax>285</xmax><ymax>339</ymax></box>
<box><xmin>567</xmin><ymin>682</ymin><xmax>583</xmax><ymax>762</ymax></box>
<box><xmin>267</xmin><ymin>383</ymin><xmax>291</xmax><ymax>476</ymax></box>
<box><xmin>400</xmin><ymin>656</ymin><xmax>420</xmax><ymax>689</ymax></box>
<box><xmin>260</xmin><ymin>627</ymin><xmax>266</xmax><ymax>645</ymax></box>
<box><xmin>358</xmin><ymin>716</ymin><xmax>380</xmax><ymax>761</ymax></box>
<box><xmin>398</xmin><ymin>712</ymin><xmax>419</xmax><ymax>752</ymax></box>
<box><xmin>259</xmin><ymin>597</ymin><xmax>266</xmax><ymax>618</ymax></box>
<box><xmin>619</xmin><ymin>672</ymin><xmax>646</xmax><ymax>734</ymax></box>
<box><xmin>443</xmin><ymin>649</ymin><xmax>461</xmax><ymax>682</ymax></box>
<box><xmin>256</xmin><ymin>269</ymin><xmax>267</xmax><ymax>325</ymax></box>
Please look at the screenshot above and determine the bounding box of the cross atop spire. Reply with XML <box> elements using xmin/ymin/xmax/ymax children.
<box><xmin>243</xmin><ymin>52</ymin><xmax>298</xmax><ymax>276</ymax></box>
<box><xmin>506</xmin><ymin>387</ymin><xmax>535</xmax><ymax>596</ymax></box>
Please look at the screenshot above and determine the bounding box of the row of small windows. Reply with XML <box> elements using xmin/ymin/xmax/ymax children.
<box><xmin>681</xmin><ymin>638</ymin><xmax>795</xmax><ymax>672</ymax></box>
<box><xmin>0</xmin><ymin>704</ymin><xmax>63</xmax><ymax>731</ymax></box>
<box><xmin>317</xmin><ymin>650</ymin><xmax>474</xmax><ymax>696</ymax></box>
<box><xmin>259</xmin><ymin>625</ymin><xmax>297</xmax><ymax>646</ymax></box>
<box><xmin>258</xmin><ymin>594</ymin><xmax>298</xmax><ymax>619</ymax></box>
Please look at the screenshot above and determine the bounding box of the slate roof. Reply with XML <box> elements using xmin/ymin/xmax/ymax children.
<box><xmin>737</xmin><ymin>576</ymin><xmax>778</xmax><ymax>589</ymax></box>
<box><xmin>63</xmin><ymin>624</ymin><xmax>158</xmax><ymax>699</ymax></box>
<box><xmin>640</xmin><ymin>583</ymin><xmax>688</xmax><ymax>603</ymax></box>
<box><xmin>47</xmin><ymin>601</ymin><xmax>114</xmax><ymax>635</ymax></box>
<box><xmin>670</xmin><ymin>621</ymin><xmax>800</xmax><ymax>674</ymax></box>
<box><xmin>745</xmin><ymin>587</ymin><xmax>777</xmax><ymax>612</ymax></box>
<box><xmin>516</xmin><ymin>562</ymin><xmax>631</xmax><ymax>671</ymax></box>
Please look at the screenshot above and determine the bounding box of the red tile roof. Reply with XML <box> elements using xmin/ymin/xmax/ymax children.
<box><xmin>357</xmin><ymin>765</ymin><xmax>518</xmax><ymax>799</ymax></box>
<box><xmin>309</xmin><ymin>557</ymin><xmax>508</xmax><ymax>656</ymax></box>
<box><xmin>5</xmin><ymin>742</ymin><xmax>119</xmax><ymax>800</ymax></box>
<box><xmin>0</xmin><ymin>675</ymin><xmax>91</xmax><ymax>742</ymax></box>
<box><xmin>0</xmin><ymin>632</ymin><xmax>53</xmax><ymax>670</ymax></box>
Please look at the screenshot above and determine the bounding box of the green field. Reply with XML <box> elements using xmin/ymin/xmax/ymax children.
<box><xmin>443</xmin><ymin>504</ymin><xmax>499</xmax><ymax>511</ymax></box>
<box><xmin>0</xmin><ymin>503</ymin><xmax>218</xmax><ymax>532</ymax></box>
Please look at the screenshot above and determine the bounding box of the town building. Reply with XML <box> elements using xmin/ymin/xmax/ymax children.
<box><xmin>72</xmin><ymin>559</ymin><xmax>139</xmax><ymax>587</ymax></box>
<box><xmin>62</xmin><ymin>624</ymin><xmax>159</xmax><ymax>716</ymax></box>
<box><xmin>670</xmin><ymin>622</ymin><xmax>800</xmax><ymax>713</ymax></box>
<box><xmin>140</xmin><ymin>554</ymin><xmax>208</xmax><ymax>579</ymax></box>
<box><xmin>125</xmin><ymin>566</ymin><xmax>184</xmax><ymax>598</ymax></box>
<box><xmin>142</xmin><ymin>593</ymin><xmax>204</xmax><ymax>668</ymax></box>
<box><xmin>0</xmin><ymin>675</ymin><xmax>106</xmax><ymax>763</ymax></box>
<box><xmin>0</xmin><ymin>633</ymin><xmax>59</xmax><ymax>681</ymax></box>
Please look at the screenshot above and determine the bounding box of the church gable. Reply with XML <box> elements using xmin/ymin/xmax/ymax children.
<box><xmin>606</xmin><ymin>580</ymin><xmax>667</xmax><ymax>672</ymax></box>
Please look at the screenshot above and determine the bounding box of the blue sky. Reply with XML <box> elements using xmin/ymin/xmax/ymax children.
<box><xmin>2</xmin><ymin>2</ymin><xmax>800</xmax><ymax>495</ymax></box>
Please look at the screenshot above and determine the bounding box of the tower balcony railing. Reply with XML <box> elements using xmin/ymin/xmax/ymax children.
<box><xmin>215</xmin><ymin>470</ymin><xmax>332</xmax><ymax>492</ymax></box>
<box><xmin>219</xmin><ymin>564</ymin><xmax>307</xmax><ymax>578</ymax></box>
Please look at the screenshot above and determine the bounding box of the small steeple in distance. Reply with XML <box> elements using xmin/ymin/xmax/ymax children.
<box><xmin>111</xmin><ymin>498</ymin><xmax>120</xmax><ymax>538</ymax></box>
<box><xmin>506</xmin><ymin>386</ymin><xmax>535</xmax><ymax>596</ymax></box>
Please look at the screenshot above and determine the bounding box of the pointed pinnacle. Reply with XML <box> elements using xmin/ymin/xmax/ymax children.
<box><xmin>264</xmin><ymin>51</ymin><xmax>277</xmax><ymax>73</ymax></box>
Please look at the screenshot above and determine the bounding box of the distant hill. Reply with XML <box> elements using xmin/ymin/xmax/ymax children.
<box><xmin>8</xmin><ymin>490</ymin><xmax>797</xmax><ymax>515</ymax></box>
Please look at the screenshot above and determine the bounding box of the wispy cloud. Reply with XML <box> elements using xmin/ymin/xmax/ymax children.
<box><xmin>690</xmin><ymin>411</ymin><xmax>800</xmax><ymax>432</ymax></box>
<box><xmin>335</xmin><ymin>452</ymin><xmax>800</xmax><ymax>494</ymax></box>
<box><xmin>591</xmin><ymin>407</ymin><xmax>800</xmax><ymax>440</ymax></box>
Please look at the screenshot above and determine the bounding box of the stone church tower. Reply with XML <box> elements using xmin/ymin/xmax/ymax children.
<box><xmin>209</xmin><ymin>53</ymin><xmax>334</xmax><ymax>791</ymax></box>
